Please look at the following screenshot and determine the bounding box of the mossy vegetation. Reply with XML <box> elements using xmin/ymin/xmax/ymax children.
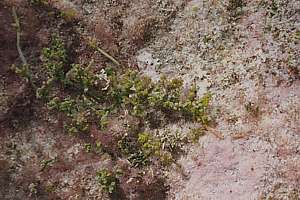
<box><xmin>96</xmin><ymin>169</ymin><xmax>118</xmax><ymax>194</ymax></box>
<box><xmin>16</xmin><ymin>33</ymin><xmax>212</xmax><ymax>196</ymax></box>
<box><xmin>42</xmin><ymin>36</ymin><xmax>67</xmax><ymax>81</ymax></box>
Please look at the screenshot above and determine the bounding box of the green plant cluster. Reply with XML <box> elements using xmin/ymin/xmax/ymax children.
<box><xmin>83</xmin><ymin>142</ymin><xmax>103</xmax><ymax>154</ymax></box>
<box><xmin>36</xmin><ymin>36</ymin><xmax>66</xmax><ymax>100</ymax></box>
<box><xmin>188</xmin><ymin>128</ymin><xmax>205</xmax><ymax>143</ymax></box>
<box><xmin>47</xmin><ymin>96</ymin><xmax>90</xmax><ymax>134</ymax></box>
<box><xmin>138</xmin><ymin>132</ymin><xmax>161</xmax><ymax>155</ymax></box>
<box><xmin>12</xmin><ymin>64</ymin><xmax>32</xmax><ymax>84</ymax></box>
<box><xmin>127</xmin><ymin>150</ymin><xmax>150</xmax><ymax>168</ymax></box>
<box><xmin>109</xmin><ymin>70</ymin><xmax>212</xmax><ymax>123</ymax></box>
<box><xmin>66</xmin><ymin>64</ymin><xmax>109</xmax><ymax>94</ymax></box>
<box><xmin>39</xmin><ymin>36</ymin><xmax>106</xmax><ymax>96</ymax></box>
<box><xmin>118</xmin><ymin>135</ymin><xmax>136</xmax><ymax>155</ymax></box>
<box><xmin>159</xmin><ymin>130</ymin><xmax>185</xmax><ymax>153</ymax></box>
<box><xmin>46</xmin><ymin>94</ymin><xmax>110</xmax><ymax>134</ymax></box>
<box><xmin>96</xmin><ymin>169</ymin><xmax>118</xmax><ymax>194</ymax></box>
<box><xmin>137</xmin><ymin>132</ymin><xmax>174</xmax><ymax>166</ymax></box>
<box><xmin>36</xmin><ymin>36</ymin><xmax>211</xmax><ymax>134</ymax></box>
<box><xmin>117</xmin><ymin>134</ymin><xmax>150</xmax><ymax>168</ymax></box>
<box><xmin>117</xmin><ymin>131</ymin><xmax>190</xmax><ymax>168</ymax></box>
<box><xmin>18</xmin><ymin>34</ymin><xmax>212</xmax><ymax>195</ymax></box>
<box><xmin>42</xmin><ymin>36</ymin><xmax>67</xmax><ymax>81</ymax></box>
<box><xmin>35</xmin><ymin>36</ymin><xmax>112</xmax><ymax>134</ymax></box>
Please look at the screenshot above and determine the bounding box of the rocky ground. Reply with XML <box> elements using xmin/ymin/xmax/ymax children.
<box><xmin>0</xmin><ymin>0</ymin><xmax>299</xmax><ymax>200</ymax></box>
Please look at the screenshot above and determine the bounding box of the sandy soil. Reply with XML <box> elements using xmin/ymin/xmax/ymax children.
<box><xmin>137</xmin><ymin>0</ymin><xmax>299</xmax><ymax>199</ymax></box>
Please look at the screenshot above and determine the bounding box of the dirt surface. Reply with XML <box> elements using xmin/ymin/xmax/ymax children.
<box><xmin>136</xmin><ymin>0</ymin><xmax>299</xmax><ymax>199</ymax></box>
<box><xmin>0</xmin><ymin>0</ymin><xmax>299</xmax><ymax>200</ymax></box>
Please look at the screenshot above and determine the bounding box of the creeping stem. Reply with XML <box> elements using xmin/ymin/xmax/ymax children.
<box><xmin>12</xmin><ymin>7</ymin><xmax>28</xmax><ymax>66</ymax></box>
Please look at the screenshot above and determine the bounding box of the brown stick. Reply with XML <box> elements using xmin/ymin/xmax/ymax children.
<box><xmin>12</xmin><ymin>7</ymin><xmax>27</xmax><ymax>66</ymax></box>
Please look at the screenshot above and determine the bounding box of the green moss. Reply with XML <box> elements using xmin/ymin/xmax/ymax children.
<box><xmin>158</xmin><ymin>151</ymin><xmax>174</xmax><ymax>166</ymax></box>
<box><xmin>17</xmin><ymin>34</ymin><xmax>213</xmax><ymax>190</ymax></box>
<box><xmin>42</xmin><ymin>36</ymin><xmax>67</xmax><ymax>81</ymax></box>
<box><xmin>47</xmin><ymin>96</ymin><xmax>91</xmax><ymax>134</ymax></box>
<box><xmin>188</xmin><ymin>128</ymin><xmax>205</xmax><ymax>143</ymax></box>
<box><xmin>40</xmin><ymin>158</ymin><xmax>55</xmax><ymax>171</ymax></box>
<box><xmin>96</xmin><ymin>110</ymin><xmax>109</xmax><ymax>130</ymax></box>
<box><xmin>84</xmin><ymin>143</ymin><xmax>92</xmax><ymax>153</ymax></box>
<box><xmin>36</xmin><ymin>83</ymin><xmax>50</xmax><ymax>100</ymax></box>
<box><xmin>160</xmin><ymin>130</ymin><xmax>185</xmax><ymax>153</ymax></box>
<box><xmin>128</xmin><ymin>150</ymin><xmax>150</xmax><ymax>168</ymax></box>
<box><xmin>66</xmin><ymin>64</ymin><xmax>104</xmax><ymax>93</ymax></box>
<box><xmin>46</xmin><ymin>97</ymin><xmax>60</xmax><ymax>110</ymax></box>
<box><xmin>95</xmin><ymin>141</ymin><xmax>103</xmax><ymax>154</ymax></box>
<box><xmin>96</xmin><ymin>169</ymin><xmax>118</xmax><ymax>194</ymax></box>
<box><xmin>117</xmin><ymin>133</ymin><xmax>162</xmax><ymax>168</ymax></box>
<box><xmin>108</xmin><ymin>70</ymin><xmax>211</xmax><ymax>122</ymax></box>
<box><xmin>118</xmin><ymin>135</ymin><xmax>136</xmax><ymax>155</ymax></box>
<box><xmin>138</xmin><ymin>132</ymin><xmax>161</xmax><ymax>155</ymax></box>
<box><xmin>58</xmin><ymin>97</ymin><xmax>76</xmax><ymax>114</ymax></box>
<box><xmin>13</xmin><ymin>64</ymin><xmax>31</xmax><ymax>83</ymax></box>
